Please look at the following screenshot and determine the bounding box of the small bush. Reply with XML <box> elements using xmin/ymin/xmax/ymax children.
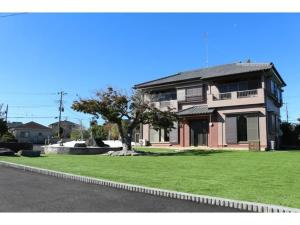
<box><xmin>0</xmin><ymin>132</ymin><xmax>17</xmax><ymax>143</ymax></box>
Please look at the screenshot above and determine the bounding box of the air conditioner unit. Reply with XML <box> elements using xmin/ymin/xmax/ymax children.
<box><xmin>139</xmin><ymin>139</ymin><xmax>147</xmax><ymax>146</ymax></box>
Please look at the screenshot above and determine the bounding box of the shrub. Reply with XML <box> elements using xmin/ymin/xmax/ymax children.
<box><xmin>0</xmin><ymin>132</ymin><xmax>17</xmax><ymax>143</ymax></box>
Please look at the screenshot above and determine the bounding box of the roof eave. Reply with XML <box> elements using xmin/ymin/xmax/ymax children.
<box><xmin>270</xmin><ymin>63</ymin><xmax>287</xmax><ymax>87</ymax></box>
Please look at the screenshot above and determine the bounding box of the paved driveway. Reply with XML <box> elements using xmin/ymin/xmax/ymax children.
<box><xmin>0</xmin><ymin>165</ymin><xmax>244</xmax><ymax>212</ymax></box>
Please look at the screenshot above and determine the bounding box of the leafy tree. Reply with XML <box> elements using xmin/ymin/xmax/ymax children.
<box><xmin>0</xmin><ymin>104</ymin><xmax>8</xmax><ymax>137</ymax></box>
<box><xmin>72</xmin><ymin>87</ymin><xmax>177</xmax><ymax>152</ymax></box>
<box><xmin>0</xmin><ymin>119</ymin><xmax>8</xmax><ymax>137</ymax></box>
<box><xmin>280</xmin><ymin>122</ymin><xmax>300</xmax><ymax>146</ymax></box>
<box><xmin>70</xmin><ymin>129</ymin><xmax>90</xmax><ymax>140</ymax></box>
<box><xmin>91</xmin><ymin>124</ymin><xmax>109</xmax><ymax>141</ymax></box>
<box><xmin>104</xmin><ymin>123</ymin><xmax>120</xmax><ymax>140</ymax></box>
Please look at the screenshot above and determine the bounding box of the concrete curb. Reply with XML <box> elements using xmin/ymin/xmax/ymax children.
<box><xmin>1</xmin><ymin>160</ymin><xmax>299</xmax><ymax>213</ymax></box>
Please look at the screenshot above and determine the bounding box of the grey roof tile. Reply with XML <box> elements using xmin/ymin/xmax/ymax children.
<box><xmin>134</xmin><ymin>62</ymin><xmax>282</xmax><ymax>88</ymax></box>
<box><xmin>177</xmin><ymin>105</ymin><xmax>214</xmax><ymax>116</ymax></box>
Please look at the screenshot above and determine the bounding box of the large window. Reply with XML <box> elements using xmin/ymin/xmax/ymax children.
<box><xmin>185</xmin><ymin>86</ymin><xmax>206</xmax><ymax>102</ymax></box>
<box><xmin>218</xmin><ymin>79</ymin><xmax>260</xmax><ymax>93</ymax></box>
<box><xmin>237</xmin><ymin>115</ymin><xmax>247</xmax><ymax>142</ymax></box>
<box><xmin>151</xmin><ymin>90</ymin><xmax>177</xmax><ymax>102</ymax></box>
<box><xmin>268</xmin><ymin>112</ymin><xmax>277</xmax><ymax>135</ymax></box>
<box><xmin>268</xmin><ymin>79</ymin><xmax>282</xmax><ymax>103</ymax></box>
<box><xmin>226</xmin><ymin>114</ymin><xmax>259</xmax><ymax>144</ymax></box>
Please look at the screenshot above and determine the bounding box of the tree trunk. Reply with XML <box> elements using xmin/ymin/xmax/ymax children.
<box><xmin>116</xmin><ymin>123</ymin><xmax>133</xmax><ymax>152</ymax></box>
<box><xmin>122</xmin><ymin>129</ymin><xmax>133</xmax><ymax>152</ymax></box>
<box><xmin>122</xmin><ymin>137</ymin><xmax>132</xmax><ymax>152</ymax></box>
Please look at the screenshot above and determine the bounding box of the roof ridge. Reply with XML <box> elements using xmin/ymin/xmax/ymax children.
<box><xmin>14</xmin><ymin>121</ymin><xmax>50</xmax><ymax>130</ymax></box>
<box><xmin>134</xmin><ymin>72</ymin><xmax>181</xmax><ymax>88</ymax></box>
<box><xmin>134</xmin><ymin>61</ymin><xmax>283</xmax><ymax>89</ymax></box>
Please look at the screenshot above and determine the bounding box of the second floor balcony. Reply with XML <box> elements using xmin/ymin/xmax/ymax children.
<box><xmin>150</xmin><ymin>100</ymin><xmax>178</xmax><ymax>111</ymax></box>
<box><xmin>207</xmin><ymin>88</ymin><xmax>265</xmax><ymax>108</ymax></box>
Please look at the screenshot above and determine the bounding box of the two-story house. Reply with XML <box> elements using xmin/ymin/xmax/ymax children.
<box><xmin>11</xmin><ymin>121</ymin><xmax>52</xmax><ymax>144</ymax></box>
<box><xmin>134</xmin><ymin>61</ymin><xmax>286</xmax><ymax>150</ymax></box>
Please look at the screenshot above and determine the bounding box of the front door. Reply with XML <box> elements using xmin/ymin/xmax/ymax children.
<box><xmin>190</xmin><ymin>120</ymin><xmax>208</xmax><ymax>146</ymax></box>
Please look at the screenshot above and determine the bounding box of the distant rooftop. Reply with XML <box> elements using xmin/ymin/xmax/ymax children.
<box><xmin>13</xmin><ymin>121</ymin><xmax>51</xmax><ymax>130</ymax></box>
<box><xmin>48</xmin><ymin>120</ymin><xmax>79</xmax><ymax>127</ymax></box>
<box><xmin>134</xmin><ymin>61</ymin><xmax>286</xmax><ymax>89</ymax></box>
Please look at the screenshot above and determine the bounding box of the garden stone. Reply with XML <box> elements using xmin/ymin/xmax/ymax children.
<box><xmin>104</xmin><ymin>150</ymin><xmax>144</xmax><ymax>156</ymax></box>
<box><xmin>20</xmin><ymin>150</ymin><xmax>41</xmax><ymax>157</ymax></box>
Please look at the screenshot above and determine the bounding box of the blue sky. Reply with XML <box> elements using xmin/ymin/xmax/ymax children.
<box><xmin>0</xmin><ymin>13</ymin><xmax>299</xmax><ymax>127</ymax></box>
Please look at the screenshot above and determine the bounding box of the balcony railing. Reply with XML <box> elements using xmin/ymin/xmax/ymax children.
<box><xmin>160</xmin><ymin>101</ymin><xmax>171</xmax><ymax>108</ymax></box>
<box><xmin>213</xmin><ymin>89</ymin><xmax>258</xmax><ymax>101</ymax></box>
<box><xmin>178</xmin><ymin>95</ymin><xmax>207</xmax><ymax>103</ymax></box>
<box><xmin>237</xmin><ymin>89</ymin><xmax>258</xmax><ymax>98</ymax></box>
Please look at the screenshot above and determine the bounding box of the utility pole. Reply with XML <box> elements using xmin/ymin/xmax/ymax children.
<box><xmin>5</xmin><ymin>104</ymin><xmax>8</xmax><ymax>123</ymax></box>
<box><xmin>79</xmin><ymin>119</ymin><xmax>83</xmax><ymax>140</ymax></box>
<box><xmin>285</xmin><ymin>103</ymin><xmax>289</xmax><ymax>123</ymax></box>
<box><xmin>58</xmin><ymin>91</ymin><xmax>67</xmax><ymax>139</ymax></box>
<box><xmin>282</xmin><ymin>102</ymin><xmax>289</xmax><ymax>123</ymax></box>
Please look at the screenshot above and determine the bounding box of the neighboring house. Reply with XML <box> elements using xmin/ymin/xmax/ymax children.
<box><xmin>7</xmin><ymin>122</ymin><xmax>23</xmax><ymax>129</ymax></box>
<box><xmin>11</xmin><ymin>121</ymin><xmax>52</xmax><ymax>144</ymax></box>
<box><xmin>134</xmin><ymin>61</ymin><xmax>286</xmax><ymax>150</ymax></box>
<box><xmin>48</xmin><ymin>120</ymin><xmax>80</xmax><ymax>138</ymax></box>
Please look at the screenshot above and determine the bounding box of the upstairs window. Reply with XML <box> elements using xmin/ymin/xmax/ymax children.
<box><xmin>151</xmin><ymin>90</ymin><xmax>177</xmax><ymax>102</ymax></box>
<box><xmin>20</xmin><ymin>131</ymin><xmax>30</xmax><ymax>138</ymax></box>
<box><xmin>218</xmin><ymin>79</ymin><xmax>260</xmax><ymax>93</ymax></box>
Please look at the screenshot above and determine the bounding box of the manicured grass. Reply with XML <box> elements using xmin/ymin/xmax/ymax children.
<box><xmin>1</xmin><ymin>149</ymin><xmax>300</xmax><ymax>208</ymax></box>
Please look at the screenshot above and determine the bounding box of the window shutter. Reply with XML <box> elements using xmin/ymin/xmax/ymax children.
<box><xmin>226</xmin><ymin>116</ymin><xmax>237</xmax><ymax>144</ymax></box>
<box><xmin>177</xmin><ymin>89</ymin><xmax>186</xmax><ymax>101</ymax></box>
<box><xmin>169</xmin><ymin>122</ymin><xmax>179</xmax><ymax>144</ymax></box>
<box><xmin>247</xmin><ymin>115</ymin><xmax>259</xmax><ymax>141</ymax></box>
<box><xmin>186</xmin><ymin>86</ymin><xmax>202</xmax><ymax>97</ymax></box>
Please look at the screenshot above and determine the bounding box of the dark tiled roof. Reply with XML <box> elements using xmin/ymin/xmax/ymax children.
<box><xmin>177</xmin><ymin>105</ymin><xmax>214</xmax><ymax>116</ymax></box>
<box><xmin>49</xmin><ymin>120</ymin><xmax>78</xmax><ymax>127</ymax></box>
<box><xmin>14</xmin><ymin>121</ymin><xmax>51</xmax><ymax>130</ymax></box>
<box><xmin>134</xmin><ymin>62</ymin><xmax>285</xmax><ymax>88</ymax></box>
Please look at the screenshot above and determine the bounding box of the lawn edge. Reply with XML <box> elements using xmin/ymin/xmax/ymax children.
<box><xmin>0</xmin><ymin>160</ymin><xmax>299</xmax><ymax>213</ymax></box>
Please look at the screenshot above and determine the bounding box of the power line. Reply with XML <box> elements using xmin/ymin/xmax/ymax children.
<box><xmin>10</xmin><ymin>105</ymin><xmax>56</xmax><ymax>108</ymax></box>
<box><xmin>0</xmin><ymin>91</ymin><xmax>57</xmax><ymax>96</ymax></box>
<box><xmin>7</xmin><ymin>116</ymin><xmax>56</xmax><ymax>119</ymax></box>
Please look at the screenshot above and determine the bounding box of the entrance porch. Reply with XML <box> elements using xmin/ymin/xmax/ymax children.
<box><xmin>177</xmin><ymin>105</ymin><xmax>217</xmax><ymax>148</ymax></box>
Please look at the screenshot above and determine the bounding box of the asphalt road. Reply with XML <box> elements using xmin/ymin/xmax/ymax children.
<box><xmin>0</xmin><ymin>165</ymin><xmax>244</xmax><ymax>212</ymax></box>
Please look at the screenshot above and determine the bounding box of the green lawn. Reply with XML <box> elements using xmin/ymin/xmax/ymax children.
<box><xmin>1</xmin><ymin>149</ymin><xmax>300</xmax><ymax>208</ymax></box>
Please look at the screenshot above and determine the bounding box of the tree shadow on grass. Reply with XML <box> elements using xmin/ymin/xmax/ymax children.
<box><xmin>138</xmin><ymin>149</ymin><xmax>231</xmax><ymax>157</ymax></box>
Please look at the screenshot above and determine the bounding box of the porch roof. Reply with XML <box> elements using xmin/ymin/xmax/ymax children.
<box><xmin>177</xmin><ymin>105</ymin><xmax>214</xmax><ymax>116</ymax></box>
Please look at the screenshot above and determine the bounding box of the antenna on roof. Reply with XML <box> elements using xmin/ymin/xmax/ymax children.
<box><xmin>203</xmin><ymin>32</ymin><xmax>208</xmax><ymax>67</ymax></box>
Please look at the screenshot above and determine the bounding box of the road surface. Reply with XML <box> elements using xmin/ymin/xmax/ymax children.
<box><xmin>0</xmin><ymin>165</ymin><xmax>244</xmax><ymax>212</ymax></box>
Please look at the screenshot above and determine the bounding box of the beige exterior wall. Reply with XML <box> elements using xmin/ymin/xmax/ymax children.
<box><xmin>207</xmin><ymin>88</ymin><xmax>265</xmax><ymax>108</ymax></box>
<box><xmin>143</xmin><ymin>124</ymin><xmax>150</xmax><ymax>142</ymax></box>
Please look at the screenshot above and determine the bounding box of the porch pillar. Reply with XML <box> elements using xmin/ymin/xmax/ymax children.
<box><xmin>179</xmin><ymin>119</ymin><xmax>190</xmax><ymax>147</ymax></box>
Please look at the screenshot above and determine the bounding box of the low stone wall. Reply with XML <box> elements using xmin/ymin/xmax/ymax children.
<box><xmin>43</xmin><ymin>146</ymin><xmax>121</xmax><ymax>155</ymax></box>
